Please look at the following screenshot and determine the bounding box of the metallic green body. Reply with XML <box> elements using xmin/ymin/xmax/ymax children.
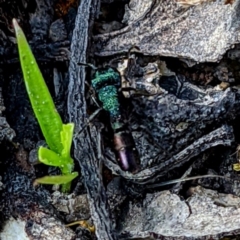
<box><xmin>91</xmin><ymin>67</ymin><xmax>139</xmax><ymax>173</ymax></box>
<box><xmin>91</xmin><ymin>68</ymin><xmax>123</xmax><ymax>130</ymax></box>
<box><xmin>98</xmin><ymin>86</ymin><xmax>120</xmax><ymax>117</ymax></box>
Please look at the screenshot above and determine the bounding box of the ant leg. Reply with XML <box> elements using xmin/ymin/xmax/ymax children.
<box><xmin>85</xmin><ymin>81</ymin><xmax>101</xmax><ymax>108</ymax></box>
<box><xmin>74</xmin><ymin>82</ymin><xmax>102</xmax><ymax>138</ymax></box>
<box><xmin>73</xmin><ymin>111</ymin><xmax>102</xmax><ymax>142</ymax></box>
<box><xmin>78</xmin><ymin>62</ymin><xmax>97</xmax><ymax>70</ymax></box>
<box><xmin>74</xmin><ymin>107</ymin><xmax>102</xmax><ymax>138</ymax></box>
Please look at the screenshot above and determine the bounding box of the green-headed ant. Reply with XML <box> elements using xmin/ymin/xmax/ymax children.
<box><xmin>78</xmin><ymin>62</ymin><xmax>140</xmax><ymax>173</ymax></box>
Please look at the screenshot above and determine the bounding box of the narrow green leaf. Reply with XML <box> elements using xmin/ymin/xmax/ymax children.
<box><xmin>12</xmin><ymin>19</ymin><xmax>63</xmax><ymax>154</ymax></box>
<box><xmin>61</xmin><ymin>123</ymin><xmax>74</xmax><ymax>158</ymax></box>
<box><xmin>34</xmin><ymin>172</ymin><xmax>78</xmax><ymax>185</ymax></box>
<box><xmin>38</xmin><ymin>146</ymin><xmax>63</xmax><ymax>167</ymax></box>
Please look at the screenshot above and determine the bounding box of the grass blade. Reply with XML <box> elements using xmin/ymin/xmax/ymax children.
<box><xmin>13</xmin><ymin>19</ymin><xmax>63</xmax><ymax>154</ymax></box>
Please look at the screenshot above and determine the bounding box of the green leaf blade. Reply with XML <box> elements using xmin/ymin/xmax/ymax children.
<box><xmin>61</xmin><ymin>123</ymin><xmax>74</xmax><ymax>158</ymax></box>
<box><xmin>13</xmin><ymin>19</ymin><xmax>63</xmax><ymax>154</ymax></box>
<box><xmin>38</xmin><ymin>146</ymin><xmax>63</xmax><ymax>167</ymax></box>
<box><xmin>34</xmin><ymin>172</ymin><xmax>78</xmax><ymax>185</ymax></box>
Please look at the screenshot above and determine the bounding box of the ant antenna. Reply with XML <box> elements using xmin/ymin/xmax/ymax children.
<box><xmin>78</xmin><ymin>62</ymin><xmax>98</xmax><ymax>70</ymax></box>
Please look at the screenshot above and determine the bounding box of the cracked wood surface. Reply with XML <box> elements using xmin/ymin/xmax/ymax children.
<box><xmin>94</xmin><ymin>0</ymin><xmax>240</xmax><ymax>65</ymax></box>
<box><xmin>67</xmin><ymin>0</ymin><xmax>117</xmax><ymax>239</ymax></box>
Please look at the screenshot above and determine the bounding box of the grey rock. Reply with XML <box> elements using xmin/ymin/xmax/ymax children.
<box><xmin>119</xmin><ymin>186</ymin><xmax>240</xmax><ymax>239</ymax></box>
<box><xmin>94</xmin><ymin>0</ymin><xmax>240</xmax><ymax>65</ymax></box>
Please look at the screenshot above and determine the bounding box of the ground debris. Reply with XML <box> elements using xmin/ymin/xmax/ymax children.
<box><xmin>0</xmin><ymin>87</ymin><xmax>15</xmax><ymax>141</ymax></box>
<box><xmin>51</xmin><ymin>191</ymin><xmax>91</xmax><ymax>223</ymax></box>
<box><xmin>118</xmin><ymin>186</ymin><xmax>240</xmax><ymax>239</ymax></box>
<box><xmin>0</xmin><ymin>168</ymin><xmax>76</xmax><ymax>240</ymax></box>
<box><xmin>94</xmin><ymin>0</ymin><xmax>240</xmax><ymax>65</ymax></box>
